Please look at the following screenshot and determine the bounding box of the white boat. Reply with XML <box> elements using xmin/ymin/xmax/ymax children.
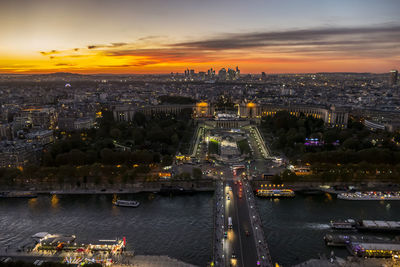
<box><xmin>113</xmin><ymin>200</ymin><xmax>140</xmax><ymax>207</ymax></box>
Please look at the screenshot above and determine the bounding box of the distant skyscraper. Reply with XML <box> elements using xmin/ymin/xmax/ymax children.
<box><xmin>261</xmin><ymin>72</ymin><xmax>267</xmax><ymax>81</ymax></box>
<box><xmin>235</xmin><ymin>66</ymin><xmax>240</xmax><ymax>79</ymax></box>
<box><xmin>389</xmin><ymin>70</ymin><xmax>398</xmax><ymax>86</ymax></box>
<box><xmin>218</xmin><ymin>68</ymin><xmax>227</xmax><ymax>81</ymax></box>
<box><xmin>227</xmin><ymin>68</ymin><xmax>236</xmax><ymax>80</ymax></box>
<box><xmin>198</xmin><ymin>71</ymin><xmax>206</xmax><ymax>80</ymax></box>
<box><xmin>207</xmin><ymin>68</ymin><xmax>215</xmax><ymax>78</ymax></box>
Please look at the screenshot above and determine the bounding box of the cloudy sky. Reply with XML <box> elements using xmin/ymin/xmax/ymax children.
<box><xmin>0</xmin><ymin>0</ymin><xmax>399</xmax><ymax>73</ymax></box>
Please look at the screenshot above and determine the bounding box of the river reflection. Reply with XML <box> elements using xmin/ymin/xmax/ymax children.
<box><xmin>0</xmin><ymin>193</ymin><xmax>213</xmax><ymax>266</ymax></box>
<box><xmin>257</xmin><ymin>193</ymin><xmax>400</xmax><ymax>266</ymax></box>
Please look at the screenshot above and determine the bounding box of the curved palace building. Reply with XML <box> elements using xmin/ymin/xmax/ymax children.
<box><xmin>113</xmin><ymin>101</ymin><xmax>348</xmax><ymax>128</ymax></box>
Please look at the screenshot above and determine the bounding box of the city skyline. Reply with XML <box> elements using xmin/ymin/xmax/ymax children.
<box><xmin>1</xmin><ymin>0</ymin><xmax>400</xmax><ymax>74</ymax></box>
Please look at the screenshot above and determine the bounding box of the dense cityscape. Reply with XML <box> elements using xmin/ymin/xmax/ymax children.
<box><xmin>1</xmin><ymin>0</ymin><xmax>400</xmax><ymax>267</ymax></box>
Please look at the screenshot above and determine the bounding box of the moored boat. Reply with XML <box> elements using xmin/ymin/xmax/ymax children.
<box><xmin>337</xmin><ymin>191</ymin><xmax>400</xmax><ymax>200</ymax></box>
<box><xmin>356</xmin><ymin>220</ymin><xmax>400</xmax><ymax>233</ymax></box>
<box><xmin>113</xmin><ymin>199</ymin><xmax>140</xmax><ymax>207</ymax></box>
<box><xmin>324</xmin><ymin>234</ymin><xmax>392</xmax><ymax>247</ymax></box>
<box><xmin>256</xmin><ymin>189</ymin><xmax>295</xmax><ymax>198</ymax></box>
<box><xmin>330</xmin><ymin>219</ymin><xmax>400</xmax><ymax>233</ymax></box>
<box><xmin>330</xmin><ymin>219</ymin><xmax>356</xmax><ymax>230</ymax></box>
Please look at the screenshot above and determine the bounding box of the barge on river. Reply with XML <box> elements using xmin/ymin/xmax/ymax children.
<box><xmin>256</xmin><ymin>189</ymin><xmax>295</xmax><ymax>198</ymax></box>
<box><xmin>348</xmin><ymin>242</ymin><xmax>400</xmax><ymax>258</ymax></box>
<box><xmin>324</xmin><ymin>234</ymin><xmax>400</xmax><ymax>258</ymax></box>
<box><xmin>113</xmin><ymin>199</ymin><xmax>140</xmax><ymax>208</ymax></box>
<box><xmin>337</xmin><ymin>191</ymin><xmax>400</xmax><ymax>200</ymax></box>
<box><xmin>324</xmin><ymin>234</ymin><xmax>393</xmax><ymax>247</ymax></box>
<box><xmin>330</xmin><ymin>219</ymin><xmax>400</xmax><ymax>233</ymax></box>
<box><xmin>32</xmin><ymin>232</ymin><xmax>126</xmax><ymax>254</ymax></box>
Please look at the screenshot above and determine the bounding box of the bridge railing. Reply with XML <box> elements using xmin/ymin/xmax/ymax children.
<box><xmin>243</xmin><ymin>181</ymin><xmax>273</xmax><ymax>267</ymax></box>
<box><xmin>212</xmin><ymin>181</ymin><xmax>225</xmax><ymax>267</ymax></box>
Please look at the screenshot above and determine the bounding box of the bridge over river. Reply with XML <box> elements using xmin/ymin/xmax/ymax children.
<box><xmin>213</xmin><ymin>169</ymin><xmax>273</xmax><ymax>267</ymax></box>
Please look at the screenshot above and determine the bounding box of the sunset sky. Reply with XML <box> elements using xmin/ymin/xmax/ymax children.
<box><xmin>1</xmin><ymin>0</ymin><xmax>399</xmax><ymax>74</ymax></box>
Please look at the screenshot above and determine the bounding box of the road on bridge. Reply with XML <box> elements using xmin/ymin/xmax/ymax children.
<box><xmin>223</xmin><ymin>173</ymin><xmax>259</xmax><ymax>267</ymax></box>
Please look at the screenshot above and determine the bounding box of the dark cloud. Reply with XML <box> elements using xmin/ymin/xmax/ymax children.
<box><xmin>98</xmin><ymin>64</ymin><xmax>135</xmax><ymax>68</ymax></box>
<box><xmin>88</xmin><ymin>45</ymin><xmax>101</xmax><ymax>49</ymax></box>
<box><xmin>40</xmin><ymin>50</ymin><xmax>59</xmax><ymax>56</ymax></box>
<box><xmin>68</xmin><ymin>55</ymin><xmax>87</xmax><ymax>58</ymax></box>
<box><xmin>39</xmin><ymin>24</ymin><xmax>400</xmax><ymax>67</ymax></box>
<box><xmin>111</xmin><ymin>42</ymin><xmax>127</xmax><ymax>47</ymax></box>
<box><xmin>131</xmin><ymin>60</ymin><xmax>160</xmax><ymax>67</ymax></box>
<box><xmin>173</xmin><ymin>25</ymin><xmax>400</xmax><ymax>51</ymax></box>
<box><xmin>55</xmin><ymin>63</ymin><xmax>76</xmax><ymax>66</ymax></box>
<box><xmin>88</xmin><ymin>43</ymin><xmax>128</xmax><ymax>50</ymax></box>
<box><xmin>105</xmin><ymin>48</ymin><xmax>216</xmax><ymax>62</ymax></box>
<box><xmin>98</xmin><ymin>24</ymin><xmax>400</xmax><ymax>62</ymax></box>
<box><xmin>138</xmin><ymin>35</ymin><xmax>163</xmax><ymax>41</ymax></box>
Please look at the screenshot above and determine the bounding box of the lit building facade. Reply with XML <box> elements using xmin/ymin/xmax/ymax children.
<box><xmin>237</xmin><ymin>102</ymin><xmax>348</xmax><ymax>128</ymax></box>
<box><xmin>389</xmin><ymin>70</ymin><xmax>398</xmax><ymax>86</ymax></box>
<box><xmin>114</xmin><ymin>102</ymin><xmax>349</xmax><ymax>128</ymax></box>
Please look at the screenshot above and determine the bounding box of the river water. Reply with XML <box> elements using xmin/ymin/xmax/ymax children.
<box><xmin>0</xmin><ymin>193</ymin><xmax>214</xmax><ymax>266</ymax></box>
<box><xmin>1</xmin><ymin>192</ymin><xmax>400</xmax><ymax>266</ymax></box>
<box><xmin>257</xmin><ymin>193</ymin><xmax>400</xmax><ymax>266</ymax></box>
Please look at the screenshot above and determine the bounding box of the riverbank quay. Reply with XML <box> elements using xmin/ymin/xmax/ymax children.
<box><xmin>0</xmin><ymin>252</ymin><xmax>197</xmax><ymax>267</ymax></box>
<box><xmin>110</xmin><ymin>255</ymin><xmax>197</xmax><ymax>267</ymax></box>
<box><xmin>243</xmin><ymin>180</ymin><xmax>273</xmax><ymax>267</ymax></box>
<box><xmin>0</xmin><ymin>180</ymin><xmax>216</xmax><ymax>196</ymax></box>
<box><xmin>250</xmin><ymin>180</ymin><xmax>400</xmax><ymax>194</ymax></box>
<box><xmin>212</xmin><ymin>181</ymin><xmax>225</xmax><ymax>267</ymax></box>
<box><xmin>294</xmin><ymin>257</ymin><xmax>399</xmax><ymax>267</ymax></box>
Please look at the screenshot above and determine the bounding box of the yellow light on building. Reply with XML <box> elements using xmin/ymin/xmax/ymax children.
<box><xmin>197</xmin><ymin>102</ymin><xmax>208</xmax><ymax>107</ymax></box>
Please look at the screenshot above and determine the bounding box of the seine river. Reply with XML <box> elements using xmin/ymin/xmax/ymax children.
<box><xmin>0</xmin><ymin>193</ymin><xmax>214</xmax><ymax>266</ymax></box>
<box><xmin>257</xmin><ymin>193</ymin><xmax>400</xmax><ymax>266</ymax></box>
<box><xmin>1</xmin><ymin>192</ymin><xmax>400</xmax><ymax>266</ymax></box>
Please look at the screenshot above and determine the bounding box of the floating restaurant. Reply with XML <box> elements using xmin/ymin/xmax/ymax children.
<box><xmin>349</xmin><ymin>242</ymin><xmax>400</xmax><ymax>258</ymax></box>
<box><xmin>256</xmin><ymin>188</ymin><xmax>295</xmax><ymax>198</ymax></box>
<box><xmin>29</xmin><ymin>232</ymin><xmax>127</xmax><ymax>265</ymax></box>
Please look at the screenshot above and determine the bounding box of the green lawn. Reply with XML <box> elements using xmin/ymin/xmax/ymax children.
<box><xmin>208</xmin><ymin>139</ymin><xmax>219</xmax><ymax>155</ymax></box>
<box><xmin>237</xmin><ymin>139</ymin><xmax>251</xmax><ymax>154</ymax></box>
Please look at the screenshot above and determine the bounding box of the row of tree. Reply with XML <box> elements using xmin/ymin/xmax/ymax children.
<box><xmin>303</xmin><ymin>148</ymin><xmax>400</xmax><ymax>165</ymax></box>
<box><xmin>45</xmin><ymin>111</ymin><xmax>194</xmax><ymax>167</ymax></box>
<box><xmin>260</xmin><ymin>111</ymin><xmax>400</xmax><ymax>163</ymax></box>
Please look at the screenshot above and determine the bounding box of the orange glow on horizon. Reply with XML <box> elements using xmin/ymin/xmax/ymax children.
<box><xmin>0</xmin><ymin>45</ymin><xmax>397</xmax><ymax>74</ymax></box>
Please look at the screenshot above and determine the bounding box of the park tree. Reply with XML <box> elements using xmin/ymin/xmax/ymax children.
<box><xmin>133</xmin><ymin>112</ymin><xmax>146</xmax><ymax>126</ymax></box>
<box><xmin>110</xmin><ymin>128</ymin><xmax>122</xmax><ymax>139</ymax></box>
<box><xmin>162</xmin><ymin>155</ymin><xmax>173</xmax><ymax>166</ymax></box>
<box><xmin>192</xmin><ymin>168</ymin><xmax>202</xmax><ymax>180</ymax></box>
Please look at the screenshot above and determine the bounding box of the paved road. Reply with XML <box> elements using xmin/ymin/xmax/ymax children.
<box><xmin>223</xmin><ymin>176</ymin><xmax>258</xmax><ymax>267</ymax></box>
